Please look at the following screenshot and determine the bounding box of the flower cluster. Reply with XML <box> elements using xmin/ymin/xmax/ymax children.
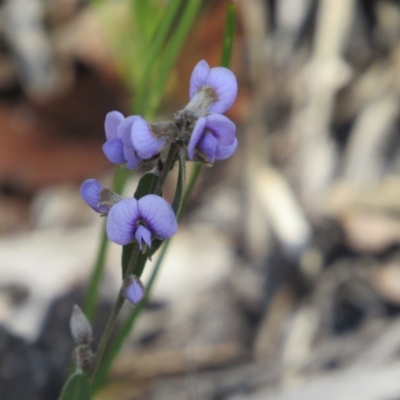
<box><xmin>81</xmin><ymin>60</ymin><xmax>237</xmax><ymax>250</ymax></box>
<box><xmin>102</xmin><ymin>60</ymin><xmax>238</xmax><ymax>168</ymax></box>
<box><xmin>183</xmin><ymin>60</ymin><xmax>238</xmax><ymax>163</ymax></box>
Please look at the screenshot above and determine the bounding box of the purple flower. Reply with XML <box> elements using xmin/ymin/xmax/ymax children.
<box><xmin>102</xmin><ymin>111</ymin><xmax>127</xmax><ymax>164</ymax></box>
<box><xmin>119</xmin><ymin>116</ymin><xmax>165</xmax><ymax>161</ymax></box>
<box><xmin>80</xmin><ymin>179</ymin><xmax>122</xmax><ymax>214</ymax></box>
<box><xmin>102</xmin><ymin>112</ymin><xmax>165</xmax><ymax>169</ymax></box>
<box><xmin>106</xmin><ymin>194</ymin><xmax>178</xmax><ymax>247</ymax></box>
<box><xmin>80</xmin><ymin>179</ymin><xmax>108</xmax><ymax>213</ymax></box>
<box><xmin>123</xmin><ymin>275</ymin><xmax>146</xmax><ymax>305</ymax></box>
<box><xmin>189</xmin><ymin>60</ymin><xmax>237</xmax><ymax>114</ymax></box>
<box><xmin>188</xmin><ymin>114</ymin><xmax>238</xmax><ymax>163</ymax></box>
<box><xmin>116</xmin><ymin>115</ymin><xmax>143</xmax><ymax>169</ymax></box>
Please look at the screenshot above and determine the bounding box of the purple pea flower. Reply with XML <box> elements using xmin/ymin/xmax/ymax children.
<box><xmin>188</xmin><ymin>114</ymin><xmax>238</xmax><ymax>163</ymax></box>
<box><xmin>189</xmin><ymin>60</ymin><xmax>238</xmax><ymax>114</ymax></box>
<box><xmin>102</xmin><ymin>111</ymin><xmax>129</xmax><ymax>164</ymax></box>
<box><xmin>80</xmin><ymin>179</ymin><xmax>123</xmax><ymax>214</ymax></box>
<box><xmin>106</xmin><ymin>194</ymin><xmax>178</xmax><ymax>247</ymax></box>
<box><xmin>119</xmin><ymin>115</ymin><xmax>165</xmax><ymax>161</ymax></box>
<box><xmin>102</xmin><ymin>112</ymin><xmax>165</xmax><ymax>170</ymax></box>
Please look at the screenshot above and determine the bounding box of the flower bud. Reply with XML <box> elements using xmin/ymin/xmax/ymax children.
<box><xmin>70</xmin><ymin>304</ymin><xmax>92</xmax><ymax>345</ymax></box>
<box><xmin>70</xmin><ymin>305</ymin><xmax>94</xmax><ymax>374</ymax></box>
<box><xmin>122</xmin><ymin>275</ymin><xmax>146</xmax><ymax>305</ymax></box>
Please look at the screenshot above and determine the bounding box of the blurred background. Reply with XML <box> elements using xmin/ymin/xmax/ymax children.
<box><xmin>1</xmin><ymin>0</ymin><xmax>400</xmax><ymax>399</ymax></box>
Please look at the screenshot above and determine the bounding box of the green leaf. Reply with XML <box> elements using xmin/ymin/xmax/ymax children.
<box><xmin>134</xmin><ymin>172</ymin><xmax>159</xmax><ymax>200</ymax></box>
<box><xmin>121</xmin><ymin>242</ymin><xmax>136</xmax><ymax>277</ymax></box>
<box><xmin>220</xmin><ymin>2</ymin><xmax>236</xmax><ymax>68</ymax></box>
<box><xmin>58</xmin><ymin>372</ymin><xmax>91</xmax><ymax>400</ymax></box>
<box><xmin>129</xmin><ymin>239</ymin><xmax>163</xmax><ymax>279</ymax></box>
<box><xmin>135</xmin><ymin>0</ymin><xmax>183</xmax><ymax>115</ymax></box>
<box><xmin>131</xmin><ymin>0</ymin><xmax>164</xmax><ymax>40</ymax></box>
<box><xmin>146</xmin><ymin>0</ymin><xmax>203</xmax><ymax>115</ymax></box>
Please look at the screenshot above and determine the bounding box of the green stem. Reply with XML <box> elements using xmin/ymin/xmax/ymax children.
<box><xmin>90</xmin><ymin>245</ymin><xmax>140</xmax><ymax>381</ymax></box>
<box><xmin>84</xmin><ymin>224</ymin><xmax>107</xmax><ymax>322</ymax></box>
<box><xmin>180</xmin><ymin>163</ymin><xmax>201</xmax><ymax>218</ymax></box>
<box><xmin>92</xmin><ymin>239</ymin><xmax>171</xmax><ymax>392</ymax></box>
<box><xmin>124</xmin><ymin>244</ymin><xmax>141</xmax><ymax>278</ymax></box>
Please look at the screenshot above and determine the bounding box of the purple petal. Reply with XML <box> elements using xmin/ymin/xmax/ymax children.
<box><xmin>123</xmin><ymin>145</ymin><xmax>142</xmax><ymax>170</ymax></box>
<box><xmin>118</xmin><ymin>116</ymin><xmax>138</xmax><ymax>146</ymax></box>
<box><xmin>102</xmin><ymin>138</ymin><xmax>125</xmax><ymax>164</ymax></box>
<box><xmin>205</xmin><ymin>114</ymin><xmax>236</xmax><ymax>146</ymax></box>
<box><xmin>215</xmin><ymin>137</ymin><xmax>238</xmax><ymax>160</ymax></box>
<box><xmin>106</xmin><ymin>198</ymin><xmax>139</xmax><ymax>245</ymax></box>
<box><xmin>189</xmin><ymin>60</ymin><xmax>210</xmax><ymax>99</ymax></box>
<box><xmin>188</xmin><ymin>117</ymin><xmax>206</xmax><ymax>160</ymax></box>
<box><xmin>198</xmin><ymin>132</ymin><xmax>218</xmax><ymax>163</ymax></box>
<box><xmin>134</xmin><ymin>225</ymin><xmax>152</xmax><ymax>249</ymax></box>
<box><xmin>137</xmin><ymin>195</ymin><xmax>178</xmax><ymax>240</ymax></box>
<box><xmin>80</xmin><ymin>179</ymin><xmax>103</xmax><ymax>212</ymax></box>
<box><xmin>131</xmin><ymin>117</ymin><xmax>165</xmax><ymax>159</ymax></box>
<box><xmin>124</xmin><ymin>276</ymin><xmax>145</xmax><ymax>305</ymax></box>
<box><xmin>206</xmin><ymin>67</ymin><xmax>237</xmax><ymax>114</ymax></box>
<box><xmin>105</xmin><ymin>111</ymin><xmax>124</xmax><ymax>140</ymax></box>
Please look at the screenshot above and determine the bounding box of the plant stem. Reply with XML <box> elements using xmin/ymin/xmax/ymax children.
<box><xmin>84</xmin><ymin>224</ymin><xmax>108</xmax><ymax>322</ymax></box>
<box><xmin>90</xmin><ymin>245</ymin><xmax>140</xmax><ymax>381</ymax></box>
<box><xmin>154</xmin><ymin>142</ymin><xmax>179</xmax><ymax>195</ymax></box>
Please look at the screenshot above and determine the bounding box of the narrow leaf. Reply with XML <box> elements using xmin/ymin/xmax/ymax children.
<box><xmin>135</xmin><ymin>0</ymin><xmax>183</xmax><ymax>115</ymax></box>
<box><xmin>220</xmin><ymin>2</ymin><xmax>236</xmax><ymax>68</ymax></box>
<box><xmin>58</xmin><ymin>372</ymin><xmax>91</xmax><ymax>400</ymax></box>
<box><xmin>147</xmin><ymin>0</ymin><xmax>203</xmax><ymax>115</ymax></box>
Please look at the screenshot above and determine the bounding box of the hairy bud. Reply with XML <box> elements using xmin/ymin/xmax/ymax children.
<box><xmin>70</xmin><ymin>305</ymin><xmax>94</xmax><ymax>374</ymax></box>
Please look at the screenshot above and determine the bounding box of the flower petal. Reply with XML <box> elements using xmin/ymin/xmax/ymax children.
<box><xmin>137</xmin><ymin>195</ymin><xmax>178</xmax><ymax>240</ymax></box>
<box><xmin>188</xmin><ymin>117</ymin><xmax>206</xmax><ymax>160</ymax></box>
<box><xmin>205</xmin><ymin>114</ymin><xmax>236</xmax><ymax>146</ymax></box>
<box><xmin>118</xmin><ymin>115</ymin><xmax>138</xmax><ymax>146</ymax></box>
<box><xmin>123</xmin><ymin>145</ymin><xmax>142</xmax><ymax>170</ymax></box>
<box><xmin>198</xmin><ymin>132</ymin><xmax>218</xmax><ymax>163</ymax></box>
<box><xmin>134</xmin><ymin>225</ymin><xmax>152</xmax><ymax>249</ymax></box>
<box><xmin>215</xmin><ymin>137</ymin><xmax>238</xmax><ymax>160</ymax></box>
<box><xmin>105</xmin><ymin>111</ymin><xmax>124</xmax><ymax>140</ymax></box>
<box><xmin>106</xmin><ymin>198</ymin><xmax>139</xmax><ymax>245</ymax></box>
<box><xmin>102</xmin><ymin>138</ymin><xmax>125</xmax><ymax>164</ymax></box>
<box><xmin>131</xmin><ymin>117</ymin><xmax>165</xmax><ymax>159</ymax></box>
<box><xmin>80</xmin><ymin>179</ymin><xmax>103</xmax><ymax>212</ymax></box>
<box><xmin>124</xmin><ymin>276</ymin><xmax>145</xmax><ymax>305</ymax></box>
<box><xmin>206</xmin><ymin>67</ymin><xmax>237</xmax><ymax>114</ymax></box>
<box><xmin>189</xmin><ymin>60</ymin><xmax>210</xmax><ymax>99</ymax></box>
